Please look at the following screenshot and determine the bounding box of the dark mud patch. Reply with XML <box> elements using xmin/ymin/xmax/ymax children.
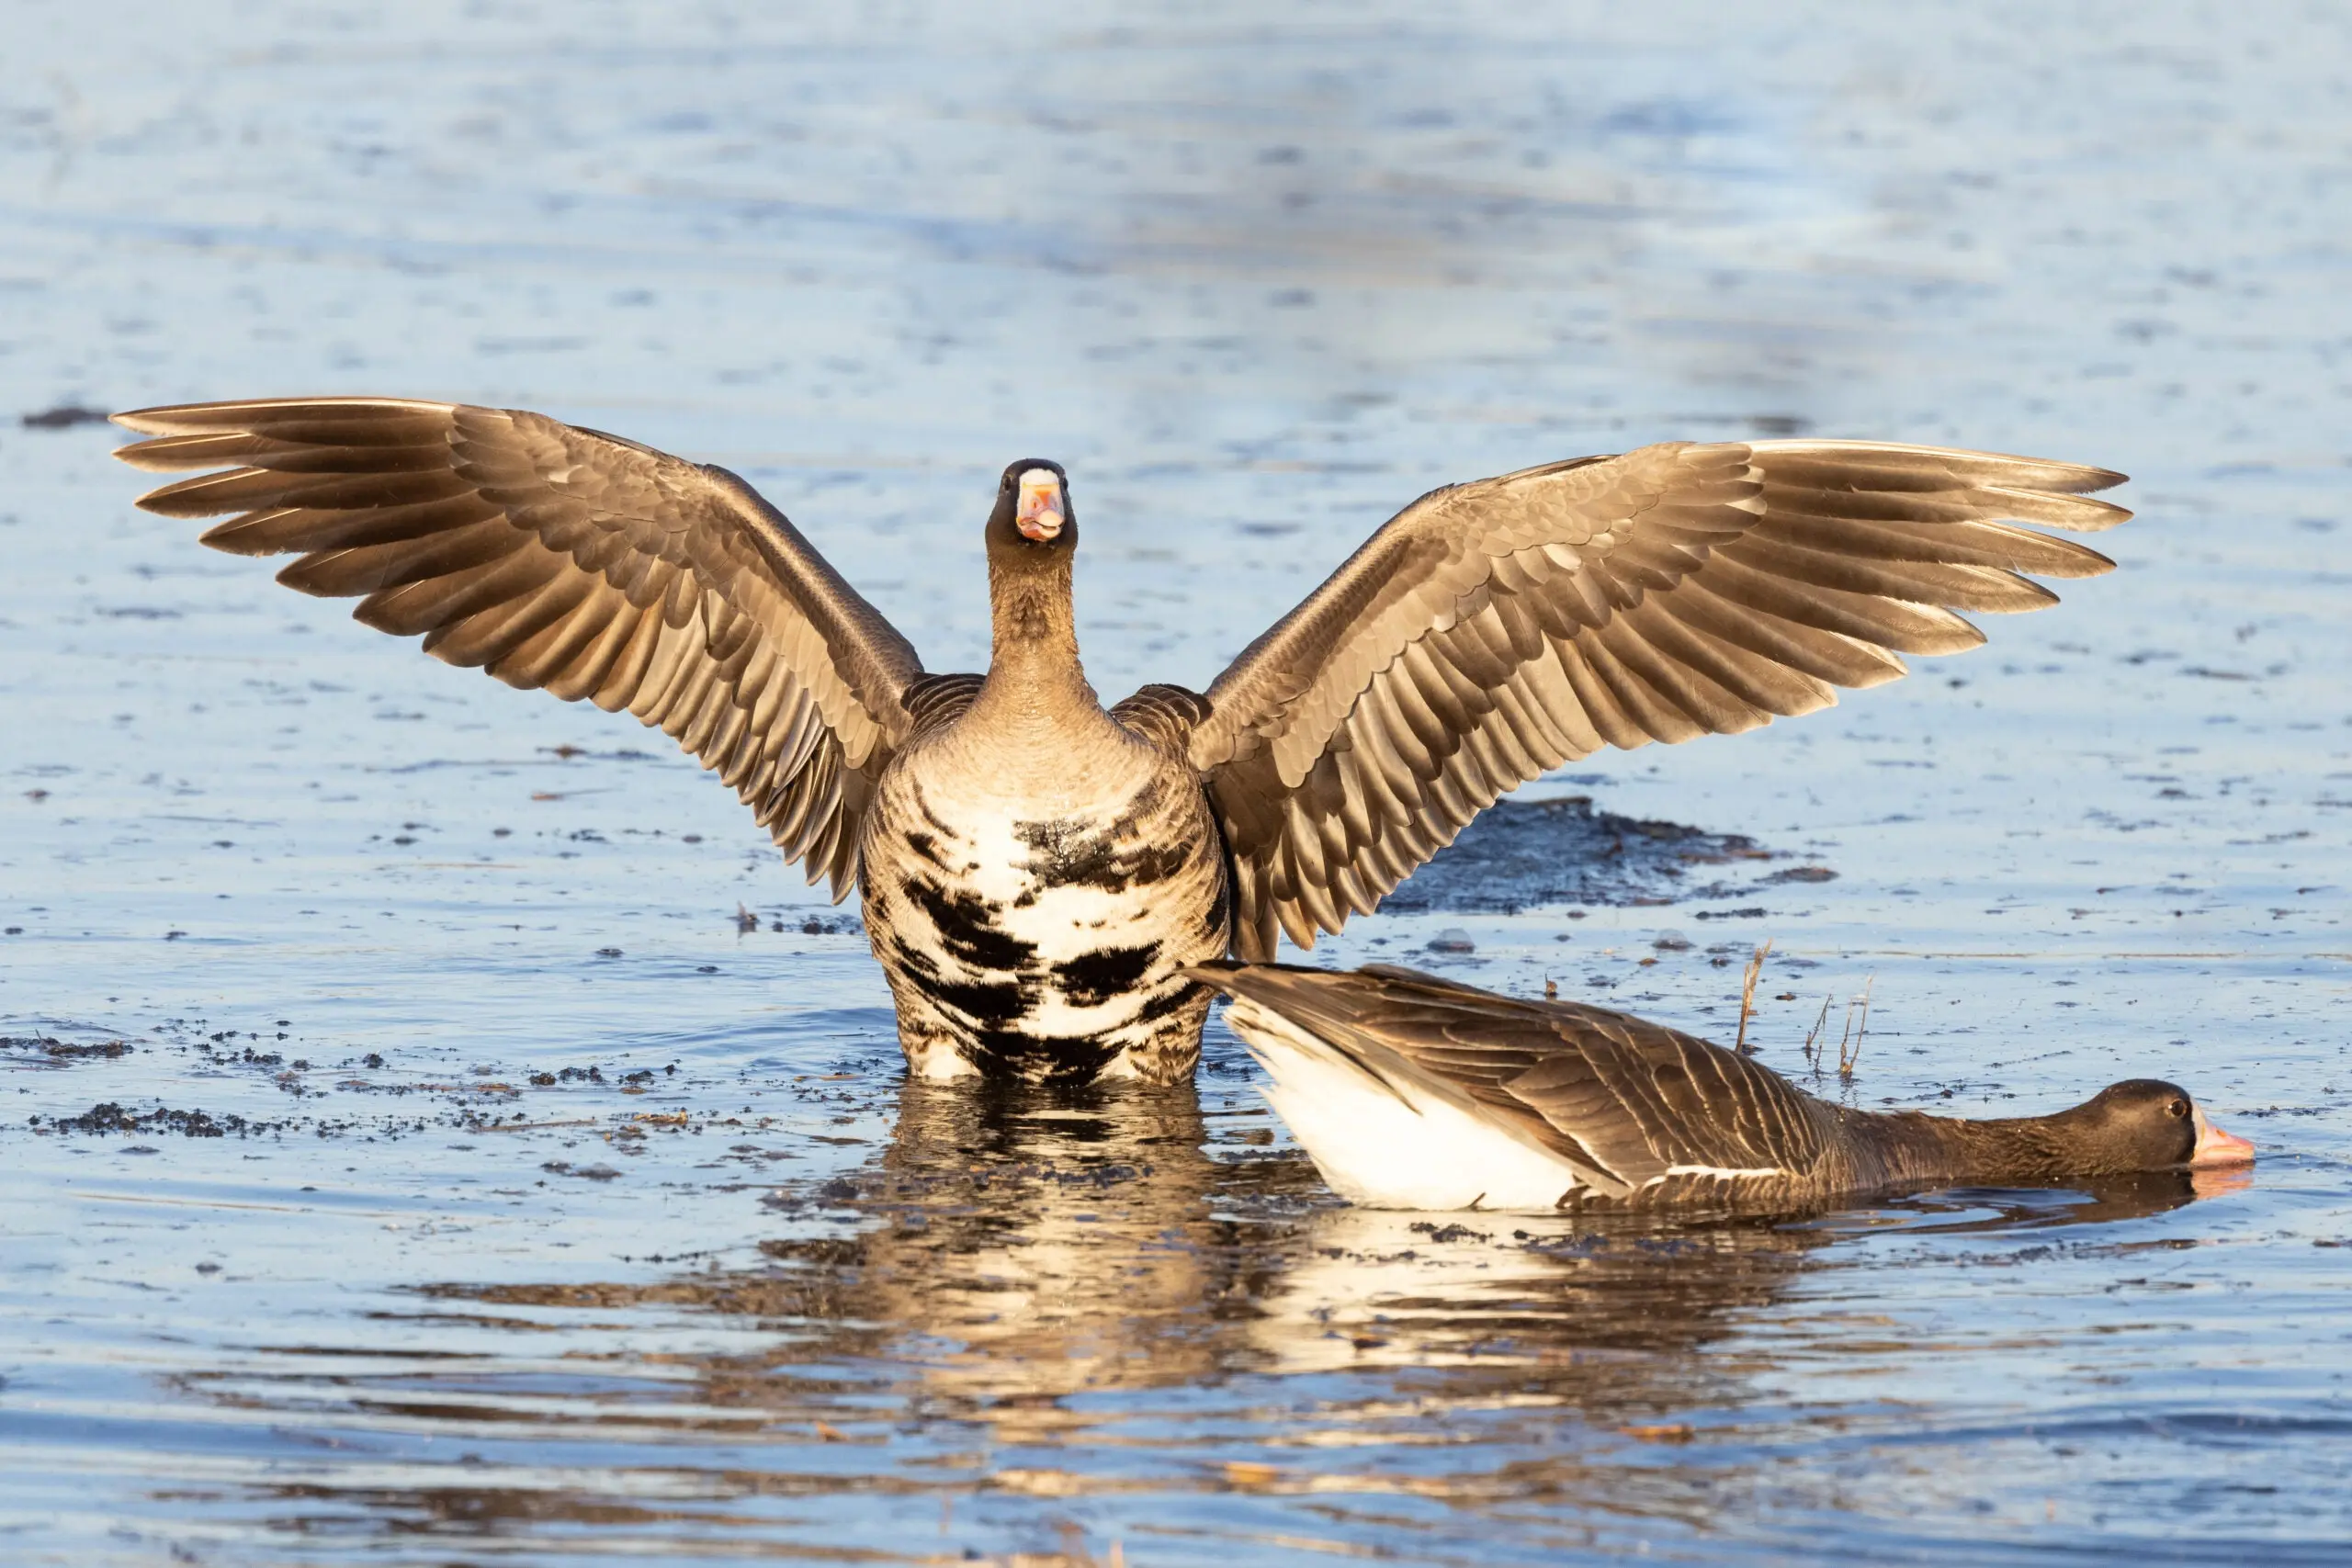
<box><xmin>2</xmin><ymin>1035</ymin><xmax>133</xmax><ymax>1062</ymax></box>
<box><xmin>39</xmin><ymin>1101</ymin><xmax>287</xmax><ymax>1137</ymax></box>
<box><xmin>1384</xmin><ymin>795</ymin><xmax>1816</xmax><ymax>915</ymax></box>
<box><xmin>542</xmin><ymin>1160</ymin><xmax>624</xmax><ymax>1180</ymax></box>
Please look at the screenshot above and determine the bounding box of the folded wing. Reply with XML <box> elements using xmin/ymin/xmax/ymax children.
<box><xmin>1192</xmin><ymin>440</ymin><xmax>2129</xmax><ymax>957</ymax></box>
<box><xmin>115</xmin><ymin>398</ymin><xmax>929</xmax><ymax>897</ymax></box>
<box><xmin>1199</xmin><ymin>962</ymin><xmax>1827</xmax><ymax>1196</ymax></box>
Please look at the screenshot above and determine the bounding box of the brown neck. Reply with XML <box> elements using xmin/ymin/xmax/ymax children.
<box><xmin>977</xmin><ymin>549</ymin><xmax>1101</xmax><ymax>725</ymax></box>
<box><xmin>1834</xmin><ymin>1105</ymin><xmax>2118</xmax><ymax>1187</ymax></box>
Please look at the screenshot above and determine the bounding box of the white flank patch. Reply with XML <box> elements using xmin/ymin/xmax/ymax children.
<box><xmin>1227</xmin><ymin>998</ymin><xmax>1579</xmax><ymax>1213</ymax></box>
<box><xmin>1648</xmin><ymin>1164</ymin><xmax>1786</xmax><ymax>1185</ymax></box>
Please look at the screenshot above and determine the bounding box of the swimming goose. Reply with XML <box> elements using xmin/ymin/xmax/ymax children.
<box><xmin>1193</xmin><ymin>962</ymin><xmax>2255</xmax><ymax>1212</ymax></box>
<box><xmin>112</xmin><ymin>399</ymin><xmax>2128</xmax><ymax>1083</ymax></box>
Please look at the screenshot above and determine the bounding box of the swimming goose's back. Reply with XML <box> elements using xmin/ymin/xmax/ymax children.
<box><xmin>1201</xmin><ymin>962</ymin><xmax>1849</xmax><ymax>1209</ymax></box>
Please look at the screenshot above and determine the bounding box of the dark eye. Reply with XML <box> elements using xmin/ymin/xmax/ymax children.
<box><xmin>2166</xmin><ymin>1099</ymin><xmax>2189</xmax><ymax>1119</ymax></box>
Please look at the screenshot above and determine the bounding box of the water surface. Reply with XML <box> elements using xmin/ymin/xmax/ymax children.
<box><xmin>3</xmin><ymin>4</ymin><xmax>2348</xmax><ymax>1562</ymax></box>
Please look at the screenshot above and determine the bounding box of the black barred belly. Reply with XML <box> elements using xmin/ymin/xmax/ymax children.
<box><xmin>860</xmin><ymin>776</ymin><xmax>1231</xmax><ymax>1084</ymax></box>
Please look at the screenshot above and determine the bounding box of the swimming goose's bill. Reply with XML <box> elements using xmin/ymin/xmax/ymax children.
<box><xmin>114</xmin><ymin>399</ymin><xmax>2130</xmax><ymax>1083</ymax></box>
<box><xmin>1191</xmin><ymin>962</ymin><xmax>2255</xmax><ymax>1212</ymax></box>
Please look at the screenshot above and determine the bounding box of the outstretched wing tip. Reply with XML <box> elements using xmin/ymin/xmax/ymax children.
<box><xmin>114</xmin><ymin>394</ymin><xmax>922</xmax><ymax>891</ymax></box>
<box><xmin>111</xmin><ymin>404</ymin><xmax>209</xmax><ymax>439</ymax></box>
<box><xmin>1746</xmin><ymin>435</ymin><xmax>2129</xmax><ymax>487</ymax></box>
<box><xmin>113</xmin><ymin>395</ymin><xmax>462</xmax><ymax>440</ymax></box>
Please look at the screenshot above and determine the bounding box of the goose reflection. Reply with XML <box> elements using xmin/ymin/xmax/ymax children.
<box><xmin>743</xmin><ymin>1075</ymin><xmax>1317</xmax><ymax>1437</ymax></box>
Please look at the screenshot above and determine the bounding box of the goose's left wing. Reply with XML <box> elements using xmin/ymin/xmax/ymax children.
<box><xmin>1191</xmin><ymin>441</ymin><xmax>2128</xmax><ymax>958</ymax></box>
<box><xmin>1197</xmin><ymin>962</ymin><xmax>1826</xmax><ymax>1197</ymax></box>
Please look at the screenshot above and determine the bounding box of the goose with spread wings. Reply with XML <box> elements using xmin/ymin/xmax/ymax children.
<box><xmin>114</xmin><ymin>400</ymin><xmax>2128</xmax><ymax>1083</ymax></box>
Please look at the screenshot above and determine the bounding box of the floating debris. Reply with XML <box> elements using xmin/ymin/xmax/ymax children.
<box><xmin>540</xmin><ymin>1161</ymin><xmax>623</xmax><ymax>1181</ymax></box>
<box><xmin>20</xmin><ymin>405</ymin><xmax>110</xmax><ymax>430</ymax></box>
<box><xmin>41</xmin><ymin>1101</ymin><xmax>283</xmax><ymax>1138</ymax></box>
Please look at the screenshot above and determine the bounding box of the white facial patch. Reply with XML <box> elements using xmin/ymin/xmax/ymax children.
<box><xmin>1014</xmin><ymin>468</ymin><xmax>1065</xmax><ymax>540</ymax></box>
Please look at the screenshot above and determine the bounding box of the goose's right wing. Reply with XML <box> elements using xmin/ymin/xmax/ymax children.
<box><xmin>115</xmin><ymin>397</ymin><xmax>928</xmax><ymax>897</ymax></box>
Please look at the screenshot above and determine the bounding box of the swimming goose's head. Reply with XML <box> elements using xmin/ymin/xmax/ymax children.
<box><xmin>989</xmin><ymin>459</ymin><xmax>1074</xmax><ymax>553</ymax></box>
<box><xmin>2057</xmin><ymin>1079</ymin><xmax>2255</xmax><ymax>1173</ymax></box>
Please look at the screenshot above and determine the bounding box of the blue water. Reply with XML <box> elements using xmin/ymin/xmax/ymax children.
<box><xmin>2</xmin><ymin>4</ymin><xmax>2348</xmax><ymax>1562</ymax></box>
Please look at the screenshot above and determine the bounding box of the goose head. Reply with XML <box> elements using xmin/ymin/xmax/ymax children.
<box><xmin>2054</xmin><ymin>1079</ymin><xmax>2255</xmax><ymax>1173</ymax></box>
<box><xmin>988</xmin><ymin>459</ymin><xmax>1075</xmax><ymax>557</ymax></box>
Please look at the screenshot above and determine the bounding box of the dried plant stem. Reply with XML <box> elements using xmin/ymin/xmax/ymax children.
<box><xmin>1838</xmin><ymin>976</ymin><xmax>1875</xmax><ymax>1080</ymax></box>
<box><xmin>1734</xmin><ymin>938</ymin><xmax>1773</xmax><ymax>1054</ymax></box>
<box><xmin>1803</xmin><ymin>996</ymin><xmax>1832</xmax><ymax>1076</ymax></box>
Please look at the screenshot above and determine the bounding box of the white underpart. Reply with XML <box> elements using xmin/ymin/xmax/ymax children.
<box><xmin>1227</xmin><ymin>998</ymin><xmax>1580</xmax><ymax>1212</ymax></box>
<box><xmin>948</xmin><ymin>799</ymin><xmax>1184</xmax><ymax>1037</ymax></box>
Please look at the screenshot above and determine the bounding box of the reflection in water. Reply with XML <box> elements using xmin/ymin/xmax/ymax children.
<box><xmin>1821</xmin><ymin>1170</ymin><xmax>2224</xmax><ymax>1235</ymax></box>
<box><xmin>170</xmin><ymin>1080</ymin><xmax>2214</xmax><ymax>1560</ymax></box>
<box><xmin>741</xmin><ymin>1079</ymin><xmax>1303</xmax><ymax>1437</ymax></box>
